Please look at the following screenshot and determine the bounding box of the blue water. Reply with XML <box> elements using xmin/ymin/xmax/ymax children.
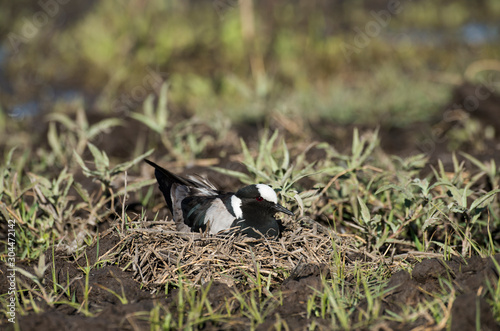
<box><xmin>461</xmin><ymin>22</ymin><xmax>499</xmax><ymax>45</ymax></box>
<box><xmin>9</xmin><ymin>101</ymin><xmax>39</xmax><ymax>119</ymax></box>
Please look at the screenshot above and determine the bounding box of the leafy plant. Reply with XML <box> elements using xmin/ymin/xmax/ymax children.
<box><xmin>212</xmin><ymin>129</ymin><xmax>321</xmax><ymax>215</ymax></box>
<box><xmin>73</xmin><ymin>142</ymin><xmax>154</xmax><ymax>192</ymax></box>
<box><xmin>47</xmin><ymin>106</ymin><xmax>123</xmax><ymax>166</ymax></box>
<box><xmin>130</xmin><ymin>83</ymin><xmax>215</xmax><ymax>163</ymax></box>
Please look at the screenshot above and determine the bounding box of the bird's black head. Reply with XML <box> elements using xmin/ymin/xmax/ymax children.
<box><xmin>234</xmin><ymin>184</ymin><xmax>293</xmax><ymax>218</ymax></box>
<box><xmin>231</xmin><ymin>184</ymin><xmax>292</xmax><ymax>239</ymax></box>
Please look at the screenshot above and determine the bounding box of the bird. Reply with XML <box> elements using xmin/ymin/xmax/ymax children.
<box><xmin>145</xmin><ymin>159</ymin><xmax>293</xmax><ymax>239</ymax></box>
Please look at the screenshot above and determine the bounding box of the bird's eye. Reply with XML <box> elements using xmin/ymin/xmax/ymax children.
<box><xmin>256</xmin><ymin>196</ymin><xmax>264</xmax><ymax>201</ymax></box>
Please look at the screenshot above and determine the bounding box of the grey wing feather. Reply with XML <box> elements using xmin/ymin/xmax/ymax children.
<box><xmin>187</xmin><ymin>174</ymin><xmax>218</xmax><ymax>191</ymax></box>
<box><xmin>171</xmin><ymin>183</ymin><xmax>219</xmax><ymax>232</ymax></box>
<box><xmin>181</xmin><ymin>196</ymin><xmax>236</xmax><ymax>234</ymax></box>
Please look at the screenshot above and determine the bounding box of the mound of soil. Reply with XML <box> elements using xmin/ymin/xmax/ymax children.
<box><xmin>383</xmin><ymin>255</ymin><xmax>500</xmax><ymax>330</ymax></box>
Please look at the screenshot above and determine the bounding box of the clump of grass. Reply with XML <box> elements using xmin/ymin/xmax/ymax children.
<box><xmin>130</xmin><ymin>82</ymin><xmax>229</xmax><ymax>164</ymax></box>
<box><xmin>46</xmin><ymin>105</ymin><xmax>123</xmax><ymax>168</ymax></box>
<box><xmin>149</xmin><ymin>276</ymin><xmax>230</xmax><ymax>330</ymax></box>
<box><xmin>0</xmin><ymin>105</ymin><xmax>155</xmax><ymax>260</ymax></box>
<box><xmin>6</xmin><ymin>245</ymin><xmax>97</xmax><ymax>319</ymax></box>
<box><xmin>212</xmin><ymin>128</ymin><xmax>322</xmax><ymax>216</ymax></box>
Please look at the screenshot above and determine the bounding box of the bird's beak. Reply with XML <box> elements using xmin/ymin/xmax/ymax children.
<box><xmin>273</xmin><ymin>203</ymin><xmax>294</xmax><ymax>216</ymax></box>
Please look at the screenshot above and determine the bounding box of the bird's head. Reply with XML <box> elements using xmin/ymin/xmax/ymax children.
<box><xmin>231</xmin><ymin>184</ymin><xmax>293</xmax><ymax>219</ymax></box>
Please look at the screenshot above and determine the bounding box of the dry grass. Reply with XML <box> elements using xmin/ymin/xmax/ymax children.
<box><xmin>98</xmin><ymin>215</ymin><xmax>435</xmax><ymax>291</ymax></box>
<box><xmin>102</xmin><ymin>216</ymin><xmax>346</xmax><ymax>289</ymax></box>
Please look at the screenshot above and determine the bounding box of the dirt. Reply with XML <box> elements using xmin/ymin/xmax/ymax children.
<box><xmin>382</xmin><ymin>255</ymin><xmax>500</xmax><ymax>330</ymax></box>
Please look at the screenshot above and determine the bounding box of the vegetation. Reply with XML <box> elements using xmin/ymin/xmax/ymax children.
<box><xmin>0</xmin><ymin>0</ymin><xmax>499</xmax><ymax>329</ymax></box>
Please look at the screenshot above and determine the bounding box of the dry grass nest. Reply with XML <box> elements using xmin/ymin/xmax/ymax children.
<box><xmin>99</xmin><ymin>217</ymin><xmax>408</xmax><ymax>290</ymax></box>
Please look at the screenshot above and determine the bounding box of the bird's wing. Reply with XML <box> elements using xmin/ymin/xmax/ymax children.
<box><xmin>187</xmin><ymin>174</ymin><xmax>218</xmax><ymax>191</ymax></box>
<box><xmin>181</xmin><ymin>195</ymin><xmax>237</xmax><ymax>234</ymax></box>
<box><xmin>170</xmin><ymin>183</ymin><xmax>219</xmax><ymax>231</ymax></box>
<box><xmin>145</xmin><ymin>159</ymin><xmax>219</xmax><ymax>213</ymax></box>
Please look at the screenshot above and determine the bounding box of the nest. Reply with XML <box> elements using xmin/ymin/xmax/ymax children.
<box><xmin>103</xmin><ymin>218</ymin><xmax>360</xmax><ymax>289</ymax></box>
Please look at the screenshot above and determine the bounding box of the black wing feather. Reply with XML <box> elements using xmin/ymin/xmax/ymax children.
<box><xmin>181</xmin><ymin>196</ymin><xmax>217</xmax><ymax>232</ymax></box>
<box><xmin>145</xmin><ymin>159</ymin><xmax>210</xmax><ymax>212</ymax></box>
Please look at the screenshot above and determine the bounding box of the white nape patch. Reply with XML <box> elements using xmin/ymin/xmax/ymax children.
<box><xmin>256</xmin><ymin>184</ymin><xmax>278</xmax><ymax>204</ymax></box>
<box><xmin>231</xmin><ymin>195</ymin><xmax>243</xmax><ymax>219</ymax></box>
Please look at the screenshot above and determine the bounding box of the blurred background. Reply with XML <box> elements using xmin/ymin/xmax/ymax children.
<box><xmin>0</xmin><ymin>0</ymin><xmax>499</xmax><ymax>163</ymax></box>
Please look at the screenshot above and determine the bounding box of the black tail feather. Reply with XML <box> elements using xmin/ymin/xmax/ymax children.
<box><xmin>145</xmin><ymin>159</ymin><xmax>221</xmax><ymax>217</ymax></box>
<box><xmin>145</xmin><ymin>159</ymin><xmax>193</xmax><ymax>212</ymax></box>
